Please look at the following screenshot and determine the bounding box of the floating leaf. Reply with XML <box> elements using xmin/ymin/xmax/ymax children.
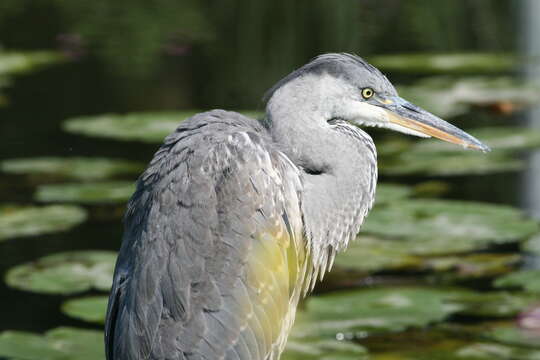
<box><xmin>523</xmin><ymin>234</ymin><xmax>540</xmax><ymax>255</ymax></box>
<box><xmin>63</xmin><ymin>111</ymin><xmax>263</xmax><ymax>143</ymax></box>
<box><xmin>335</xmin><ymin>236</ymin><xmax>420</xmax><ymax>272</ymax></box>
<box><xmin>295</xmin><ymin>287</ymin><xmax>465</xmax><ymax>339</ymax></box>
<box><xmin>369</xmin><ymin>53</ymin><xmax>518</xmax><ymax>75</ymax></box>
<box><xmin>35</xmin><ymin>181</ymin><xmax>135</xmax><ymax>204</ymax></box>
<box><xmin>397</xmin><ymin>76</ymin><xmax>540</xmax><ymax>118</ymax></box>
<box><xmin>5</xmin><ymin>251</ymin><xmax>116</xmax><ymax>295</ymax></box>
<box><xmin>0</xmin><ymin>157</ymin><xmax>144</xmax><ymax>181</ymax></box>
<box><xmin>487</xmin><ymin>324</ymin><xmax>540</xmax><ymax>349</ymax></box>
<box><xmin>412</xmin><ymin>127</ymin><xmax>540</xmax><ymax>155</ymax></box>
<box><xmin>379</xmin><ymin>151</ymin><xmax>523</xmax><ymax>176</ymax></box>
<box><xmin>62</xmin><ymin>296</ymin><xmax>108</xmax><ymax>324</ymax></box>
<box><xmin>0</xmin><ymin>327</ymin><xmax>103</xmax><ymax>360</ymax></box>
<box><xmin>423</xmin><ymin>253</ymin><xmax>521</xmax><ymax>279</ymax></box>
<box><xmin>374</xmin><ymin>184</ymin><xmax>413</xmax><ymax>206</ymax></box>
<box><xmin>494</xmin><ymin>270</ymin><xmax>540</xmax><ymax>294</ymax></box>
<box><xmin>457</xmin><ymin>342</ymin><xmax>540</xmax><ymax>360</ymax></box>
<box><xmin>337</xmin><ymin>237</ymin><xmax>520</xmax><ymax>277</ymax></box>
<box><xmin>0</xmin><ymin>204</ymin><xmax>87</xmax><ymax>242</ymax></box>
<box><xmin>0</xmin><ymin>51</ymin><xmax>65</xmax><ymax>76</ymax></box>
<box><xmin>282</xmin><ymin>337</ymin><xmax>368</xmax><ymax>360</ymax></box>
<box><xmin>378</xmin><ymin>127</ymin><xmax>540</xmax><ymax>177</ymax></box>
<box><xmin>451</xmin><ymin>291</ymin><xmax>539</xmax><ymax>318</ymax></box>
<box><xmin>363</xmin><ymin>200</ymin><xmax>538</xmax><ymax>255</ymax></box>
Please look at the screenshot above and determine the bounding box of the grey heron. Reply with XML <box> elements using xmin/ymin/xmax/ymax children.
<box><xmin>105</xmin><ymin>53</ymin><xmax>489</xmax><ymax>360</ymax></box>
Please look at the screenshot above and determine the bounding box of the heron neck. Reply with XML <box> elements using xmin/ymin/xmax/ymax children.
<box><xmin>265</xmin><ymin>98</ymin><xmax>377</xmax><ymax>281</ymax></box>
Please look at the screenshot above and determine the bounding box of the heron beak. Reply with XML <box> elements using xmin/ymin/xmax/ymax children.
<box><xmin>376</xmin><ymin>96</ymin><xmax>490</xmax><ymax>152</ymax></box>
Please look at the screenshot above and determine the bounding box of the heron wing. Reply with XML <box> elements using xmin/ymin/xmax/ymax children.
<box><xmin>105</xmin><ymin>110</ymin><xmax>307</xmax><ymax>360</ymax></box>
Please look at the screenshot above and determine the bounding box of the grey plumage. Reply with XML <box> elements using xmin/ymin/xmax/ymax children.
<box><xmin>105</xmin><ymin>53</ymin><xmax>488</xmax><ymax>360</ymax></box>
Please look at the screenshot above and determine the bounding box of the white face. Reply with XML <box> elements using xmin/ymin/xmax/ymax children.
<box><xmin>320</xmin><ymin>75</ymin><xmax>430</xmax><ymax>138</ymax></box>
<box><xmin>267</xmin><ymin>72</ymin><xmax>488</xmax><ymax>152</ymax></box>
<box><xmin>309</xmin><ymin>74</ymin><xmax>488</xmax><ymax>151</ymax></box>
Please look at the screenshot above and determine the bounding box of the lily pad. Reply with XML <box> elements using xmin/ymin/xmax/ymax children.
<box><xmin>0</xmin><ymin>204</ymin><xmax>87</xmax><ymax>242</ymax></box>
<box><xmin>372</xmin><ymin>341</ymin><xmax>540</xmax><ymax>360</ymax></box>
<box><xmin>397</xmin><ymin>76</ymin><xmax>540</xmax><ymax>118</ymax></box>
<box><xmin>0</xmin><ymin>51</ymin><xmax>65</xmax><ymax>76</ymax></box>
<box><xmin>5</xmin><ymin>251</ymin><xmax>116</xmax><ymax>295</ymax></box>
<box><xmin>362</xmin><ymin>200</ymin><xmax>538</xmax><ymax>255</ymax></box>
<box><xmin>379</xmin><ymin>151</ymin><xmax>523</xmax><ymax>177</ymax></box>
<box><xmin>282</xmin><ymin>337</ymin><xmax>368</xmax><ymax>360</ymax></box>
<box><xmin>487</xmin><ymin>324</ymin><xmax>540</xmax><ymax>349</ymax></box>
<box><xmin>62</xmin><ymin>296</ymin><xmax>108</xmax><ymax>324</ymax></box>
<box><xmin>63</xmin><ymin>111</ymin><xmax>263</xmax><ymax>143</ymax></box>
<box><xmin>494</xmin><ymin>270</ymin><xmax>540</xmax><ymax>294</ymax></box>
<box><xmin>369</xmin><ymin>53</ymin><xmax>518</xmax><ymax>74</ymax></box>
<box><xmin>295</xmin><ymin>287</ymin><xmax>465</xmax><ymax>339</ymax></box>
<box><xmin>0</xmin><ymin>157</ymin><xmax>144</xmax><ymax>181</ymax></box>
<box><xmin>451</xmin><ymin>291</ymin><xmax>539</xmax><ymax>318</ymax></box>
<box><xmin>335</xmin><ymin>236</ymin><xmax>420</xmax><ymax>272</ymax></box>
<box><xmin>456</xmin><ymin>342</ymin><xmax>540</xmax><ymax>360</ymax></box>
<box><xmin>523</xmin><ymin>234</ymin><xmax>540</xmax><ymax>255</ymax></box>
<box><xmin>336</xmin><ymin>236</ymin><xmax>520</xmax><ymax>277</ymax></box>
<box><xmin>0</xmin><ymin>327</ymin><xmax>103</xmax><ymax>360</ymax></box>
<box><xmin>423</xmin><ymin>253</ymin><xmax>521</xmax><ymax>279</ymax></box>
<box><xmin>35</xmin><ymin>181</ymin><xmax>135</xmax><ymax>204</ymax></box>
<box><xmin>412</xmin><ymin>127</ymin><xmax>540</xmax><ymax>155</ymax></box>
<box><xmin>374</xmin><ymin>184</ymin><xmax>413</xmax><ymax>206</ymax></box>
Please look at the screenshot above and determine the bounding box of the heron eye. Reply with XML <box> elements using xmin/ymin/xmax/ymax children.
<box><xmin>361</xmin><ymin>88</ymin><xmax>374</xmax><ymax>99</ymax></box>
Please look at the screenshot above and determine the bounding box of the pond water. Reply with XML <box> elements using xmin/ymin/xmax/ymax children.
<box><xmin>1</xmin><ymin>1</ymin><xmax>540</xmax><ymax>359</ymax></box>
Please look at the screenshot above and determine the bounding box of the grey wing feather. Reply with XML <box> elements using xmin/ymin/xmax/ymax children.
<box><xmin>105</xmin><ymin>110</ymin><xmax>306</xmax><ymax>360</ymax></box>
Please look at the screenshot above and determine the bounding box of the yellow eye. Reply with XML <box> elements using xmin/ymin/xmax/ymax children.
<box><xmin>362</xmin><ymin>88</ymin><xmax>374</xmax><ymax>99</ymax></box>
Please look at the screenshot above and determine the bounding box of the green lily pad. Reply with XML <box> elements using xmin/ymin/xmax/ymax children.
<box><xmin>456</xmin><ymin>342</ymin><xmax>540</xmax><ymax>360</ymax></box>
<box><xmin>62</xmin><ymin>296</ymin><xmax>108</xmax><ymax>324</ymax></box>
<box><xmin>397</xmin><ymin>76</ymin><xmax>540</xmax><ymax>118</ymax></box>
<box><xmin>372</xmin><ymin>341</ymin><xmax>540</xmax><ymax>360</ymax></box>
<box><xmin>369</xmin><ymin>53</ymin><xmax>518</xmax><ymax>75</ymax></box>
<box><xmin>35</xmin><ymin>181</ymin><xmax>135</xmax><ymax>204</ymax></box>
<box><xmin>362</xmin><ymin>200</ymin><xmax>538</xmax><ymax>255</ymax></box>
<box><xmin>0</xmin><ymin>51</ymin><xmax>65</xmax><ymax>76</ymax></box>
<box><xmin>0</xmin><ymin>204</ymin><xmax>87</xmax><ymax>242</ymax></box>
<box><xmin>296</xmin><ymin>287</ymin><xmax>465</xmax><ymax>339</ymax></box>
<box><xmin>62</xmin><ymin>111</ymin><xmax>263</xmax><ymax>143</ymax></box>
<box><xmin>494</xmin><ymin>270</ymin><xmax>540</xmax><ymax>294</ymax></box>
<box><xmin>451</xmin><ymin>291</ymin><xmax>539</xmax><ymax>318</ymax></box>
<box><xmin>335</xmin><ymin>236</ymin><xmax>420</xmax><ymax>272</ymax></box>
<box><xmin>282</xmin><ymin>337</ymin><xmax>368</xmax><ymax>360</ymax></box>
<box><xmin>375</xmin><ymin>184</ymin><xmax>413</xmax><ymax>206</ymax></box>
<box><xmin>424</xmin><ymin>253</ymin><xmax>521</xmax><ymax>279</ymax></box>
<box><xmin>379</xmin><ymin>151</ymin><xmax>523</xmax><ymax>177</ymax></box>
<box><xmin>412</xmin><ymin>127</ymin><xmax>540</xmax><ymax>155</ymax></box>
<box><xmin>0</xmin><ymin>327</ymin><xmax>103</xmax><ymax>360</ymax></box>
<box><xmin>0</xmin><ymin>157</ymin><xmax>144</xmax><ymax>181</ymax></box>
<box><xmin>487</xmin><ymin>325</ymin><xmax>540</xmax><ymax>349</ymax></box>
<box><xmin>523</xmin><ymin>234</ymin><xmax>540</xmax><ymax>255</ymax></box>
<box><xmin>5</xmin><ymin>251</ymin><xmax>116</xmax><ymax>295</ymax></box>
<box><xmin>337</xmin><ymin>235</ymin><xmax>520</xmax><ymax>276</ymax></box>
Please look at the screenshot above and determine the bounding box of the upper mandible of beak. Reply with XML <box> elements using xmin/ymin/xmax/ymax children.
<box><xmin>375</xmin><ymin>96</ymin><xmax>491</xmax><ymax>153</ymax></box>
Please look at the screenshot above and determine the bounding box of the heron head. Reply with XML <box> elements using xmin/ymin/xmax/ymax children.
<box><xmin>266</xmin><ymin>53</ymin><xmax>490</xmax><ymax>152</ymax></box>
